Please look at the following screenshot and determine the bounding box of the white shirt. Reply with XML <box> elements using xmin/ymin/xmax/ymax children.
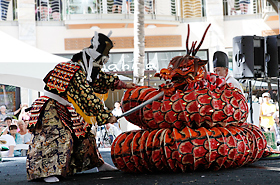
<box><xmin>98</xmin><ymin>124</ymin><xmax>122</xmax><ymax>145</ymax></box>
<box><xmin>19</xmin><ymin>132</ymin><xmax>31</xmax><ymax>144</ymax></box>
<box><xmin>225</xmin><ymin>73</ymin><xmax>244</xmax><ymax>94</ymax></box>
<box><xmin>112</xmin><ymin>108</ymin><xmax>123</xmax><ymax>117</ymax></box>
<box><xmin>0</xmin><ymin>134</ymin><xmax>16</xmax><ymax>157</ymax></box>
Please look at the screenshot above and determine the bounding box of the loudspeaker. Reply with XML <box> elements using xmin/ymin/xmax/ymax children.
<box><xmin>266</xmin><ymin>35</ymin><xmax>280</xmax><ymax>77</ymax></box>
<box><xmin>233</xmin><ymin>36</ymin><xmax>265</xmax><ymax>79</ymax></box>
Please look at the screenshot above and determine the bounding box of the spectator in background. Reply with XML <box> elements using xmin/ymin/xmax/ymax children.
<box><xmin>213</xmin><ymin>51</ymin><xmax>244</xmax><ymax>94</ymax></box>
<box><xmin>239</xmin><ymin>0</ymin><xmax>250</xmax><ymax>14</ymax></box>
<box><xmin>111</xmin><ymin>101</ymin><xmax>122</xmax><ymax>131</ymax></box>
<box><xmin>98</xmin><ymin>123</ymin><xmax>121</xmax><ymax>148</ymax></box>
<box><xmin>36</xmin><ymin>0</ymin><xmax>62</xmax><ymax>20</ymax></box>
<box><xmin>50</xmin><ymin>0</ymin><xmax>62</xmax><ymax>20</ymax></box>
<box><xmin>126</xmin><ymin>0</ymin><xmax>131</xmax><ymax>14</ymax></box>
<box><xmin>0</xmin><ymin>104</ymin><xmax>23</xmax><ymax>122</ymax></box>
<box><xmin>3</xmin><ymin>117</ymin><xmax>12</xmax><ymax>131</ymax></box>
<box><xmin>260</xmin><ymin>92</ymin><xmax>276</xmax><ymax>132</ymax></box>
<box><xmin>145</xmin><ymin>0</ymin><xmax>155</xmax><ymax>14</ymax></box>
<box><xmin>0</xmin><ymin>126</ymin><xmax>15</xmax><ymax>157</ymax></box>
<box><xmin>112</xmin><ymin>0</ymin><xmax>122</xmax><ymax>13</ymax></box>
<box><xmin>35</xmin><ymin>0</ymin><xmax>49</xmax><ymax>21</ymax></box>
<box><xmin>18</xmin><ymin>120</ymin><xmax>31</xmax><ymax>144</ymax></box>
<box><xmin>0</xmin><ymin>0</ymin><xmax>10</xmax><ymax>20</ymax></box>
<box><xmin>271</xmin><ymin>90</ymin><xmax>278</xmax><ymax>103</ymax></box>
<box><xmin>227</xmin><ymin>0</ymin><xmax>237</xmax><ymax>15</ymax></box>
<box><xmin>18</xmin><ymin>103</ymin><xmax>30</xmax><ymax>121</ymax></box>
<box><xmin>0</xmin><ymin>105</ymin><xmax>12</xmax><ymax>122</ymax></box>
<box><xmin>0</xmin><ymin>85</ymin><xmax>23</xmax><ymax>121</ymax></box>
<box><xmin>273</xmin><ymin>111</ymin><xmax>280</xmax><ymax>145</ymax></box>
<box><xmin>9</xmin><ymin>124</ymin><xmax>23</xmax><ymax>157</ymax></box>
<box><xmin>12</xmin><ymin>119</ymin><xmax>18</xmax><ymax>126</ymax></box>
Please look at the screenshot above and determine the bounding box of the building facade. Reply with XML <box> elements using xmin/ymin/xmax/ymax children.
<box><xmin>0</xmin><ymin>0</ymin><xmax>278</xmax><ymax>109</ymax></box>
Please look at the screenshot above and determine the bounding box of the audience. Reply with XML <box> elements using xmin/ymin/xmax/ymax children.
<box><xmin>0</xmin><ymin>126</ymin><xmax>16</xmax><ymax>157</ymax></box>
<box><xmin>98</xmin><ymin>123</ymin><xmax>121</xmax><ymax>148</ymax></box>
<box><xmin>3</xmin><ymin>117</ymin><xmax>13</xmax><ymax>132</ymax></box>
<box><xmin>18</xmin><ymin>103</ymin><xmax>30</xmax><ymax>121</ymax></box>
<box><xmin>0</xmin><ymin>0</ymin><xmax>10</xmax><ymax>20</ymax></box>
<box><xmin>17</xmin><ymin>120</ymin><xmax>31</xmax><ymax>144</ymax></box>
<box><xmin>9</xmin><ymin>125</ymin><xmax>23</xmax><ymax>157</ymax></box>
<box><xmin>260</xmin><ymin>92</ymin><xmax>276</xmax><ymax>133</ymax></box>
<box><xmin>0</xmin><ymin>118</ymin><xmax>31</xmax><ymax>158</ymax></box>
<box><xmin>0</xmin><ymin>104</ymin><xmax>22</xmax><ymax>122</ymax></box>
<box><xmin>112</xmin><ymin>0</ymin><xmax>122</xmax><ymax>13</ymax></box>
<box><xmin>0</xmin><ymin>105</ymin><xmax>11</xmax><ymax>122</ymax></box>
<box><xmin>111</xmin><ymin>101</ymin><xmax>122</xmax><ymax>131</ymax></box>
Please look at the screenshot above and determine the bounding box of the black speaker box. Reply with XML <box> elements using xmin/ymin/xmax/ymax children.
<box><xmin>266</xmin><ymin>35</ymin><xmax>280</xmax><ymax>77</ymax></box>
<box><xmin>233</xmin><ymin>36</ymin><xmax>265</xmax><ymax>79</ymax></box>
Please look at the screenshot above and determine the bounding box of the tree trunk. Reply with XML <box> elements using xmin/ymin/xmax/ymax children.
<box><xmin>133</xmin><ymin>0</ymin><xmax>145</xmax><ymax>86</ymax></box>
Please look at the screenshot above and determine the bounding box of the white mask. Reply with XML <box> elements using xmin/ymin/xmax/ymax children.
<box><xmin>80</xmin><ymin>31</ymin><xmax>112</xmax><ymax>82</ymax></box>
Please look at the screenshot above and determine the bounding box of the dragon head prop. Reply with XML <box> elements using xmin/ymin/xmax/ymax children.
<box><xmin>155</xmin><ymin>24</ymin><xmax>211</xmax><ymax>94</ymax></box>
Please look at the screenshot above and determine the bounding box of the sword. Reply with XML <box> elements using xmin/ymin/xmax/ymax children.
<box><xmin>116</xmin><ymin>91</ymin><xmax>164</xmax><ymax>119</ymax></box>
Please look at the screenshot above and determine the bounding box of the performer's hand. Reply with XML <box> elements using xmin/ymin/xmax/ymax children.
<box><xmin>126</xmin><ymin>83</ymin><xmax>136</xmax><ymax>89</ymax></box>
<box><xmin>107</xmin><ymin>116</ymin><xmax>118</xmax><ymax>124</ymax></box>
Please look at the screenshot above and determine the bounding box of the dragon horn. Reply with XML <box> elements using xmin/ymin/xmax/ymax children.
<box><xmin>191</xmin><ymin>41</ymin><xmax>197</xmax><ymax>56</ymax></box>
<box><xmin>193</xmin><ymin>24</ymin><xmax>211</xmax><ymax>55</ymax></box>
<box><xmin>186</xmin><ymin>24</ymin><xmax>190</xmax><ymax>55</ymax></box>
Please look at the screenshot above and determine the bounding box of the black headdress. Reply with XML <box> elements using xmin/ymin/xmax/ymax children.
<box><xmin>213</xmin><ymin>51</ymin><xmax>229</xmax><ymax>68</ymax></box>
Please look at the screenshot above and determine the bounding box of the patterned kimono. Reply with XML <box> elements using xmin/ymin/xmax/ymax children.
<box><xmin>26</xmin><ymin>62</ymin><xmax>126</xmax><ymax>180</ymax></box>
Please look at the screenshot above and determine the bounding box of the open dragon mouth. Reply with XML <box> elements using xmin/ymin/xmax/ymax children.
<box><xmin>179</xmin><ymin>67</ymin><xmax>191</xmax><ymax>72</ymax></box>
<box><xmin>157</xmin><ymin>72</ymin><xmax>195</xmax><ymax>90</ymax></box>
<box><xmin>156</xmin><ymin>65</ymin><xmax>207</xmax><ymax>93</ymax></box>
<box><xmin>163</xmin><ymin>77</ymin><xmax>184</xmax><ymax>86</ymax></box>
<box><xmin>160</xmin><ymin>70</ymin><xmax>196</xmax><ymax>83</ymax></box>
<box><xmin>154</xmin><ymin>24</ymin><xmax>211</xmax><ymax>94</ymax></box>
<box><xmin>171</xmin><ymin>74</ymin><xmax>192</xmax><ymax>83</ymax></box>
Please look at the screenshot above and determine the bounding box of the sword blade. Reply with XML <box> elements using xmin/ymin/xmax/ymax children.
<box><xmin>117</xmin><ymin>91</ymin><xmax>164</xmax><ymax>119</ymax></box>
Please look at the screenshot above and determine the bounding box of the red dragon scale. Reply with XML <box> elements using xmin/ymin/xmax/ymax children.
<box><xmin>112</xmin><ymin>24</ymin><xmax>280</xmax><ymax>173</ymax></box>
<box><xmin>122</xmin><ymin>85</ymin><xmax>248</xmax><ymax>129</ymax></box>
<box><xmin>111</xmin><ymin>125</ymin><xmax>268</xmax><ymax>172</ymax></box>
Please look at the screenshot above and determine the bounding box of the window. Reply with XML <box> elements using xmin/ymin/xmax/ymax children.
<box><xmin>0</xmin><ymin>85</ymin><xmax>20</xmax><ymax>118</ymax></box>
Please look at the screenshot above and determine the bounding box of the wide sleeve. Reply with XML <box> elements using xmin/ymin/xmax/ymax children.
<box><xmin>227</xmin><ymin>76</ymin><xmax>244</xmax><ymax>94</ymax></box>
<box><xmin>90</xmin><ymin>70</ymin><xmax>127</xmax><ymax>93</ymax></box>
<box><xmin>66</xmin><ymin>68</ymin><xmax>113</xmax><ymax>126</ymax></box>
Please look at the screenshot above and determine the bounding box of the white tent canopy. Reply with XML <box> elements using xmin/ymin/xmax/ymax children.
<box><xmin>0</xmin><ymin>31</ymin><xmax>69</xmax><ymax>91</ymax></box>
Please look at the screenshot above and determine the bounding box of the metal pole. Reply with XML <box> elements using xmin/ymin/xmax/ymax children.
<box><xmin>117</xmin><ymin>91</ymin><xmax>164</xmax><ymax>119</ymax></box>
<box><xmin>249</xmin><ymin>80</ymin><xmax>253</xmax><ymax>124</ymax></box>
<box><xmin>276</xmin><ymin>78</ymin><xmax>280</xmax><ymax>125</ymax></box>
<box><xmin>279</xmin><ymin>2</ymin><xmax>280</xmax><ymax>34</ymax></box>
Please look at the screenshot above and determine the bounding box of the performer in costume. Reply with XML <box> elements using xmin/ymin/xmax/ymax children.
<box><xmin>26</xmin><ymin>31</ymin><xmax>135</xmax><ymax>183</ymax></box>
<box><xmin>213</xmin><ymin>51</ymin><xmax>244</xmax><ymax>94</ymax></box>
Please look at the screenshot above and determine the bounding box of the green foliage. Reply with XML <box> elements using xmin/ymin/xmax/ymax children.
<box><xmin>0</xmin><ymin>84</ymin><xmax>16</xmax><ymax>92</ymax></box>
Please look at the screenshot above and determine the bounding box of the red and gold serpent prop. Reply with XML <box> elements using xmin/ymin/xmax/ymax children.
<box><xmin>111</xmin><ymin>24</ymin><xmax>277</xmax><ymax>172</ymax></box>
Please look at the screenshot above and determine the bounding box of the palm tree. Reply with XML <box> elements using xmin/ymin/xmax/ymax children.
<box><xmin>133</xmin><ymin>0</ymin><xmax>145</xmax><ymax>86</ymax></box>
<box><xmin>267</xmin><ymin>0</ymin><xmax>278</xmax><ymax>14</ymax></box>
